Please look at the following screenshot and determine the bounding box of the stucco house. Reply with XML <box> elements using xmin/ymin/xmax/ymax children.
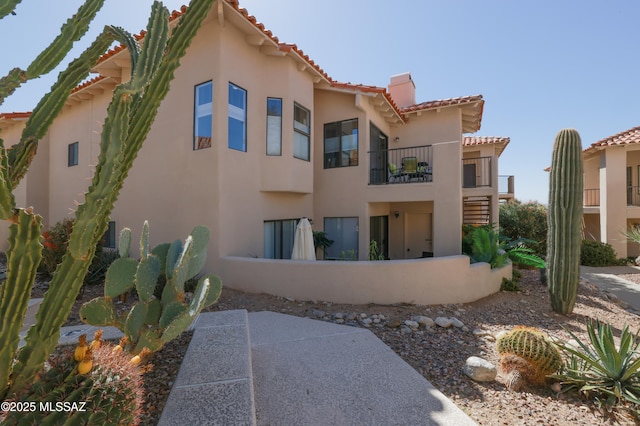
<box><xmin>0</xmin><ymin>0</ymin><xmax>513</xmax><ymax>305</ymax></box>
<box><xmin>583</xmin><ymin>126</ymin><xmax>640</xmax><ymax>259</ymax></box>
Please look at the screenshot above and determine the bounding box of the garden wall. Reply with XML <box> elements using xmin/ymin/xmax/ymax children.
<box><xmin>218</xmin><ymin>255</ymin><xmax>512</xmax><ymax>305</ymax></box>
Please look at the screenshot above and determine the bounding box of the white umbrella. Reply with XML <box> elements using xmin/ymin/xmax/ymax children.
<box><xmin>291</xmin><ymin>217</ymin><xmax>316</xmax><ymax>260</ymax></box>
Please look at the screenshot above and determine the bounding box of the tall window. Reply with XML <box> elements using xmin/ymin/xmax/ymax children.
<box><xmin>324</xmin><ymin>118</ymin><xmax>358</xmax><ymax>168</ymax></box>
<box><xmin>68</xmin><ymin>142</ymin><xmax>78</xmax><ymax>167</ymax></box>
<box><xmin>264</xmin><ymin>219</ymin><xmax>297</xmax><ymax>259</ymax></box>
<box><xmin>228</xmin><ymin>83</ymin><xmax>247</xmax><ymax>152</ymax></box>
<box><xmin>293</xmin><ymin>103</ymin><xmax>310</xmax><ymax>161</ymax></box>
<box><xmin>324</xmin><ymin>217</ymin><xmax>359</xmax><ymax>260</ymax></box>
<box><xmin>194</xmin><ymin>81</ymin><xmax>212</xmax><ymax>150</ymax></box>
<box><xmin>266</xmin><ymin>97</ymin><xmax>282</xmax><ymax>155</ymax></box>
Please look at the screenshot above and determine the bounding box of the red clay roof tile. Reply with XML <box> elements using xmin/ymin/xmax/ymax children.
<box><xmin>590</xmin><ymin>126</ymin><xmax>640</xmax><ymax>148</ymax></box>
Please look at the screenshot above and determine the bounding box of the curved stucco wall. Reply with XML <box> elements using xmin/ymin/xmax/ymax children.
<box><xmin>218</xmin><ymin>255</ymin><xmax>511</xmax><ymax>305</ymax></box>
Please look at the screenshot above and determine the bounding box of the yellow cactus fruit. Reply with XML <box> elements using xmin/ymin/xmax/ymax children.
<box><xmin>77</xmin><ymin>350</ymin><xmax>93</xmax><ymax>375</ymax></box>
<box><xmin>74</xmin><ymin>334</ymin><xmax>88</xmax><ymax>361</ymax></box>
<box><xmin>112</xmin><ymin>336</ymin><xmax>128</xmax><ymax>354</ymax></box>
<box><xmin>89</xmin><ymin>329</ymin><xmax>103</xmax><ymax>351</ymax></box>
<box><xmin>129</xmin><ymin>347</ymin><xmax>151</xmax><ymax>366</ymax></box>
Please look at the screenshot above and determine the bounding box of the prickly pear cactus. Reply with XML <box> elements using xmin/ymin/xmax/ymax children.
<box><xmin>80</xmin><ymin>222</ymin><xmax>222</xmax><ymax>354</ymax></box>
<box><xmin>1</xmin><ymin>333</ymin><xmax>144</xmax><ymax>425</ymax></box>
<box><xmin>496</xmin><ymin>326</ymin><xmax>562</xmax><ymax>391</ymax></box>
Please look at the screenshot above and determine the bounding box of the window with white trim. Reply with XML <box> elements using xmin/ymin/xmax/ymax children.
<box><xmin>267</xmin><ymin>97</ymin><xmax>282</xmax><ymax>155</ymax></box>
<box><xmin>293</xmin><ymin>103</ymin><xmax>310</xmax><ymax>161</ymax></box>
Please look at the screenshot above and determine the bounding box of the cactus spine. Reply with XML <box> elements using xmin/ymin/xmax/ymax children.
<box><xmin>496</xmin><ymin>326</ymin><xmax>562</xmax><ymax>390</ymax></box>
<box><xmin>0</xmin><ymin>0</ymin><xmax>216</xmax><ymax>400</ymax></box>
<box><xmin>547</xmin><ymin>129</ymin><xmax>584</xmax><ymax>314</ymax></box>
<box><xmin>80</xmin><ymin>222</ymin><xmax>222</xmax><ymax>354</ymax></box>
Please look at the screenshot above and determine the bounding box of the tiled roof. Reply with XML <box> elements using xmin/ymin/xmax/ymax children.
<box><xmin>0</xmin><ymin>112</ymin><xmax>31</xmax><ymax>120</ymax></box>
<box><xmin>463</xmin><ymin>136</ymin><xmax>510</xmax><ymax>147</ymax></box>
<box><xmin>400</xmin><ymin>95</ymin><xmax>484</xmax><ymax>114</ymax></box>
<box><xmin>590</xmin><ymin>126</ymin><xmax>640</xmax><ymax>148</ymax></box>
<box><xmin>463</xmin><ymin>136</ymin><xmax>509</xmax><ymax>156</ymax></box>
<box><xmin>70</xmin><ymin>75</ymin><xmax>107</xmax><ymax>94</ymax></box>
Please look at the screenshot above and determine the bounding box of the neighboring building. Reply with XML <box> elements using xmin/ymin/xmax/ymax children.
<box><xmin>583</xmin><ymin>126</ymin><xmax>640</xmax><ymax>259</ymax></box>
<box><xmin>0</xmin><ymin>1</ymin><xmax>513</xmax><ymax>303</ymax></box>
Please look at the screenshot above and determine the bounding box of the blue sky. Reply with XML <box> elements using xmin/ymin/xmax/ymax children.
<box><xmin>2</xmin><ymin>1</ymin><xmax>640</xmax><ymax>204</ymax></box>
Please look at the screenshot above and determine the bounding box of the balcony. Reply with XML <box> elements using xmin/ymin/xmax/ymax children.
<box><xmin>584</xmin><ymin>187</ymin><xmax>640</xmax><ymax>207</ymax></box>
<box><xmin>368</xmin><ymin>145</ymin><xmax>433</xmax><ymax>185</ymax></box>
<box><xmin>462</xmin><ymin>156</ymin><xmax>492</xmax><ymax>188</ymax></box>
<box><xmin>499</xmin><ymin>175</ymin><xmax>515</xmax><ymax>201</ymax></box>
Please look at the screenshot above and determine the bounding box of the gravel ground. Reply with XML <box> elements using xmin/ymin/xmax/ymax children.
<box><xmin>20</xmin><ymin>268</ymin><xmax>640</xmax><ymax>425</ymax></box>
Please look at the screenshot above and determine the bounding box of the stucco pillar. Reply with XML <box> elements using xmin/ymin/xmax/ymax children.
<box><xmin>432</xmin><ymin>141</ymin><xmax>462</xmax><ymax>256</ymax></box>
<box><xmin>599</xmin><ymin>147</ymin><xmax>627</xmax><ymax>257</ymax></box>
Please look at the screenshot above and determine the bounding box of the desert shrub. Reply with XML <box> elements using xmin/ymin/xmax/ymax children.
<box><xmin>40</xmin><ymin>218</ymin><xmax>110</xmax><ymax>280</ymax></box>
<box><xmin>499</xmin><ymin>200</ymin><xmax>548</xmax><ymax>258</ymax></box>
<box><xmin>581</xmin><ymin>240</ymin><xmax>620</xmax><ymax>267</ymax></box>
<box><xmin>39</xmin><ymin>218</ymin><xmax>75</xmax><ymax>276</ymax></box>
<box><xmin>501</xmin><ymin>277</ymin><xmax>521</xmax><ymax>292</ymax></box>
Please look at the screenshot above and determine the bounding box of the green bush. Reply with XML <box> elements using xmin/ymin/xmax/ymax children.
<box><xmin>499</xmin><ymin>200</ymin><xmax>548</xmax><ymax>258</ymax></box>
<box><xmin>84</xmin><ymin>248</ymin><xmax>119</xmax><ymax>285</ymax></box>
<box><xmin>581</xmin><ymin>240</ymin><xmax>620</xmax><ymax>267</ymax></box>
<box><xmin>500</xmin><ymin>277</ymin><xmax>521</xmax><ymax>292</ymax></box>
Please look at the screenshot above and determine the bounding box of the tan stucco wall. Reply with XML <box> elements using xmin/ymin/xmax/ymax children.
<box><xmin>220</xmin><ymin>255</ymin><xmax>512</xmax><ymax>305</ymax></box>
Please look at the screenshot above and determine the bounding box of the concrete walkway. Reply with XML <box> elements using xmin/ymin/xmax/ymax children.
<box><xmin>580</xmin><ymin>265</ymin><xmax>640</xmax><ymax>313</ymax></box>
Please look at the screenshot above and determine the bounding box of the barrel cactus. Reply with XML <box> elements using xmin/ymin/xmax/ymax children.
<box><xmin>1</xmin><ymin>333</ymin><xmax>144</xmax><ymax>425</ymax></box>
<box><xmin>80</xmin><ymin>222</ymin><xmax>222</xmax><ymax>354</ymax></box>
<box><xmin>496</xmin><ymin>326</ymin><xmax>563</xmax><ymax>391</ymax></box>
<box><xmin>547</xmin><ymin>128</ymin><xmax>584</xmax><ymax>314</ymax></box>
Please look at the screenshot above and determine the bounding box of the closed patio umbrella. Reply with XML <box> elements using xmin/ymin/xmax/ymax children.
<box><xmin>291</xmin><ymin>217</ymin><xmax>316</xmax><ymax>260</ymax></box>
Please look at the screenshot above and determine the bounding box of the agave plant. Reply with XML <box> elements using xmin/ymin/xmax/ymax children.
<box><xmin>552</xmin><ymin>320</ymin><xmax>640</xmax><ymax>413</ymax></box>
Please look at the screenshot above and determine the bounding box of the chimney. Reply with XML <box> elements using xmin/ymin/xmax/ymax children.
<box><xmin>388</xmin><ymin>72</ymin><xmax>416</xmax><ymax>108</ymax></box>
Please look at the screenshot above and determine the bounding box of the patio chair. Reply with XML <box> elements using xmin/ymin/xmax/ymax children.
<box><xmin>388</xmin><ymin>163</ymin><xmax>404</xmax><ymax>183</ymax></box>
<box><xmin>418</xmin><ymin>161</ymin><xmax>432</xmax><ymax>182</ymax></box>
<box><xmin>401</xmin><ymin>157</ymin><xmax>418</xmax><ymax>181</ymax></box>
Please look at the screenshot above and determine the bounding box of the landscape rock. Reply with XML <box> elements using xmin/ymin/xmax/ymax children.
<box><xmin>463</xmin><ymin>356</ymin><xmax>497</xmax><ymax>382</ymax></box>
<box><xmin>450</xmin><ymin>317</ymin><xmax>465</xmax><ymax>328</ymax></box>
<box><xmin>404</xmin><ymin>320</ymin><xmax>419</xmax><ymax>329</ymax></box>
<box><xmin>312</xmin><ymin>309</ymin><xmax>325</xmax><ymax>318</ymax></box>
<box><xmin>435</xmin><ymin>317</ymin><xmax>453</xmax><ymax>328</ymax></box>
<box><xmin>386</xmin><ymin>319</ymin><xmax>402</xmax><ymax>328</ymax></box>
<box><xmin>413</xmin><ymin>315</ymin><xmax>434</xmax><ymax>328</ymax></box>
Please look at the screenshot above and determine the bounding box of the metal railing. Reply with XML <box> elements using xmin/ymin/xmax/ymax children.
<box><xmin>584</xmin><ymin>187</ymin><xmax>640</xmax><ymax>207</ymax></box>
<box><xmin>462</xmin><ymin>156</ymin><xmax>492</xmax><ymax>188</ymax></box>
<box><xmin>368</xmin><ymin>145</ymin><xmax>433</xmax><ymax>185</ymax></box>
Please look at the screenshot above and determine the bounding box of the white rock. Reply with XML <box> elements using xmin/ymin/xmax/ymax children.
<box><xmin>472</xmin><ymin>329</ymin><xmax>492</xmax><ymax>337</ymax></box>
<box><xmin>360</xmin><ymin>313</ymin><xmax>368</xmax><ymax>319</ymax></box>
<box><xmin>361</xmin><ymin>318</ymin><xmax>372</xmax><ymax>325</ymax></box>
<box><xmin>450</xmin><ymin>317</ymin><xmax>465</xmax><ymax>328</ymax></box>
<box><xmin>413</xmin><ymin>315</ymin><xmax>435</xmax><ymax>328</ymax></box>
<box><xmin>334</xmin><ymin>312</ymin><xmax>344</xmax><ymax>319</ymax></box>
<box><xmin>404</xmin><ymin>320</ymin><xmax>419</xmax><ymax>329</ymax></box>
<box><xmin>463</xmin><ymin>356</ymin><xmax>497</xmax><ymax>382</ymax></box>
<box><xmin>378</xmin><ymin>314</ymin><xmax>386</xmax><ymax>320</ymax></box>
<box><xmin>435</xmin><ymin>317</ymin><xmax>453</xmax><ymax>328</ymax></box>
<box><xmin>495</xmin><ymin>330</ymin><xmax>509</xmax><ymax>340</ymax></box>
<box><xmin>373</xmin><ymin>318</ymin><xmax>381</xmax><ymax>324</ymax></box>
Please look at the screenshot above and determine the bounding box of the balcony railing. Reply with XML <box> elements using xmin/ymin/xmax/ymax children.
<box><xmin>462</xmin><ymin>156</ymin><xmax>492</xmax><ymax>188</ymax></box>
<box><xmin>498</xmin><ymin>175</ymin><xmax>515</xmax><ymax>196</ymax></box>
<box><xmin>368</xmin><ymin>145</ymin><xmax>433</xmax><ymax>185</ymax></box>
<box><xmin>584</xmin><ymin>188</ymin><xmax>600</xmax><ymax>206</ymax></box>
<box><xmin>584</xmin><ymin>187</ymin><xmax>640</xmax><ymax>207</ymax></box>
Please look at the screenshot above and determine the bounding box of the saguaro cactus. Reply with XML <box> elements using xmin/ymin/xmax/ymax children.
<box><xmin>0</xmin><ymin>0</ymin><xmax>216</xmax><ymax>400</ymax></box>
<box><xmin>547</xmin><ymin>128</ymin><xmax>584</xmax><ymax>314</ymax></box>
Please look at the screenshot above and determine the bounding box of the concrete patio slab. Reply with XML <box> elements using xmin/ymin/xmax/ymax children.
<box><xmin>158</xmin><ymin>310</ymin><xmax>256</xmax><ymax>426</ymax></box>
<box><xmin>248</xmin><ymin>311</ymin><xmax>476</xmax><ymax>426</ymax></box>
<box><xmin>581</xmin><ymin>265</ymin><xmax>640</xmax><ymax>312</ymax></box>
